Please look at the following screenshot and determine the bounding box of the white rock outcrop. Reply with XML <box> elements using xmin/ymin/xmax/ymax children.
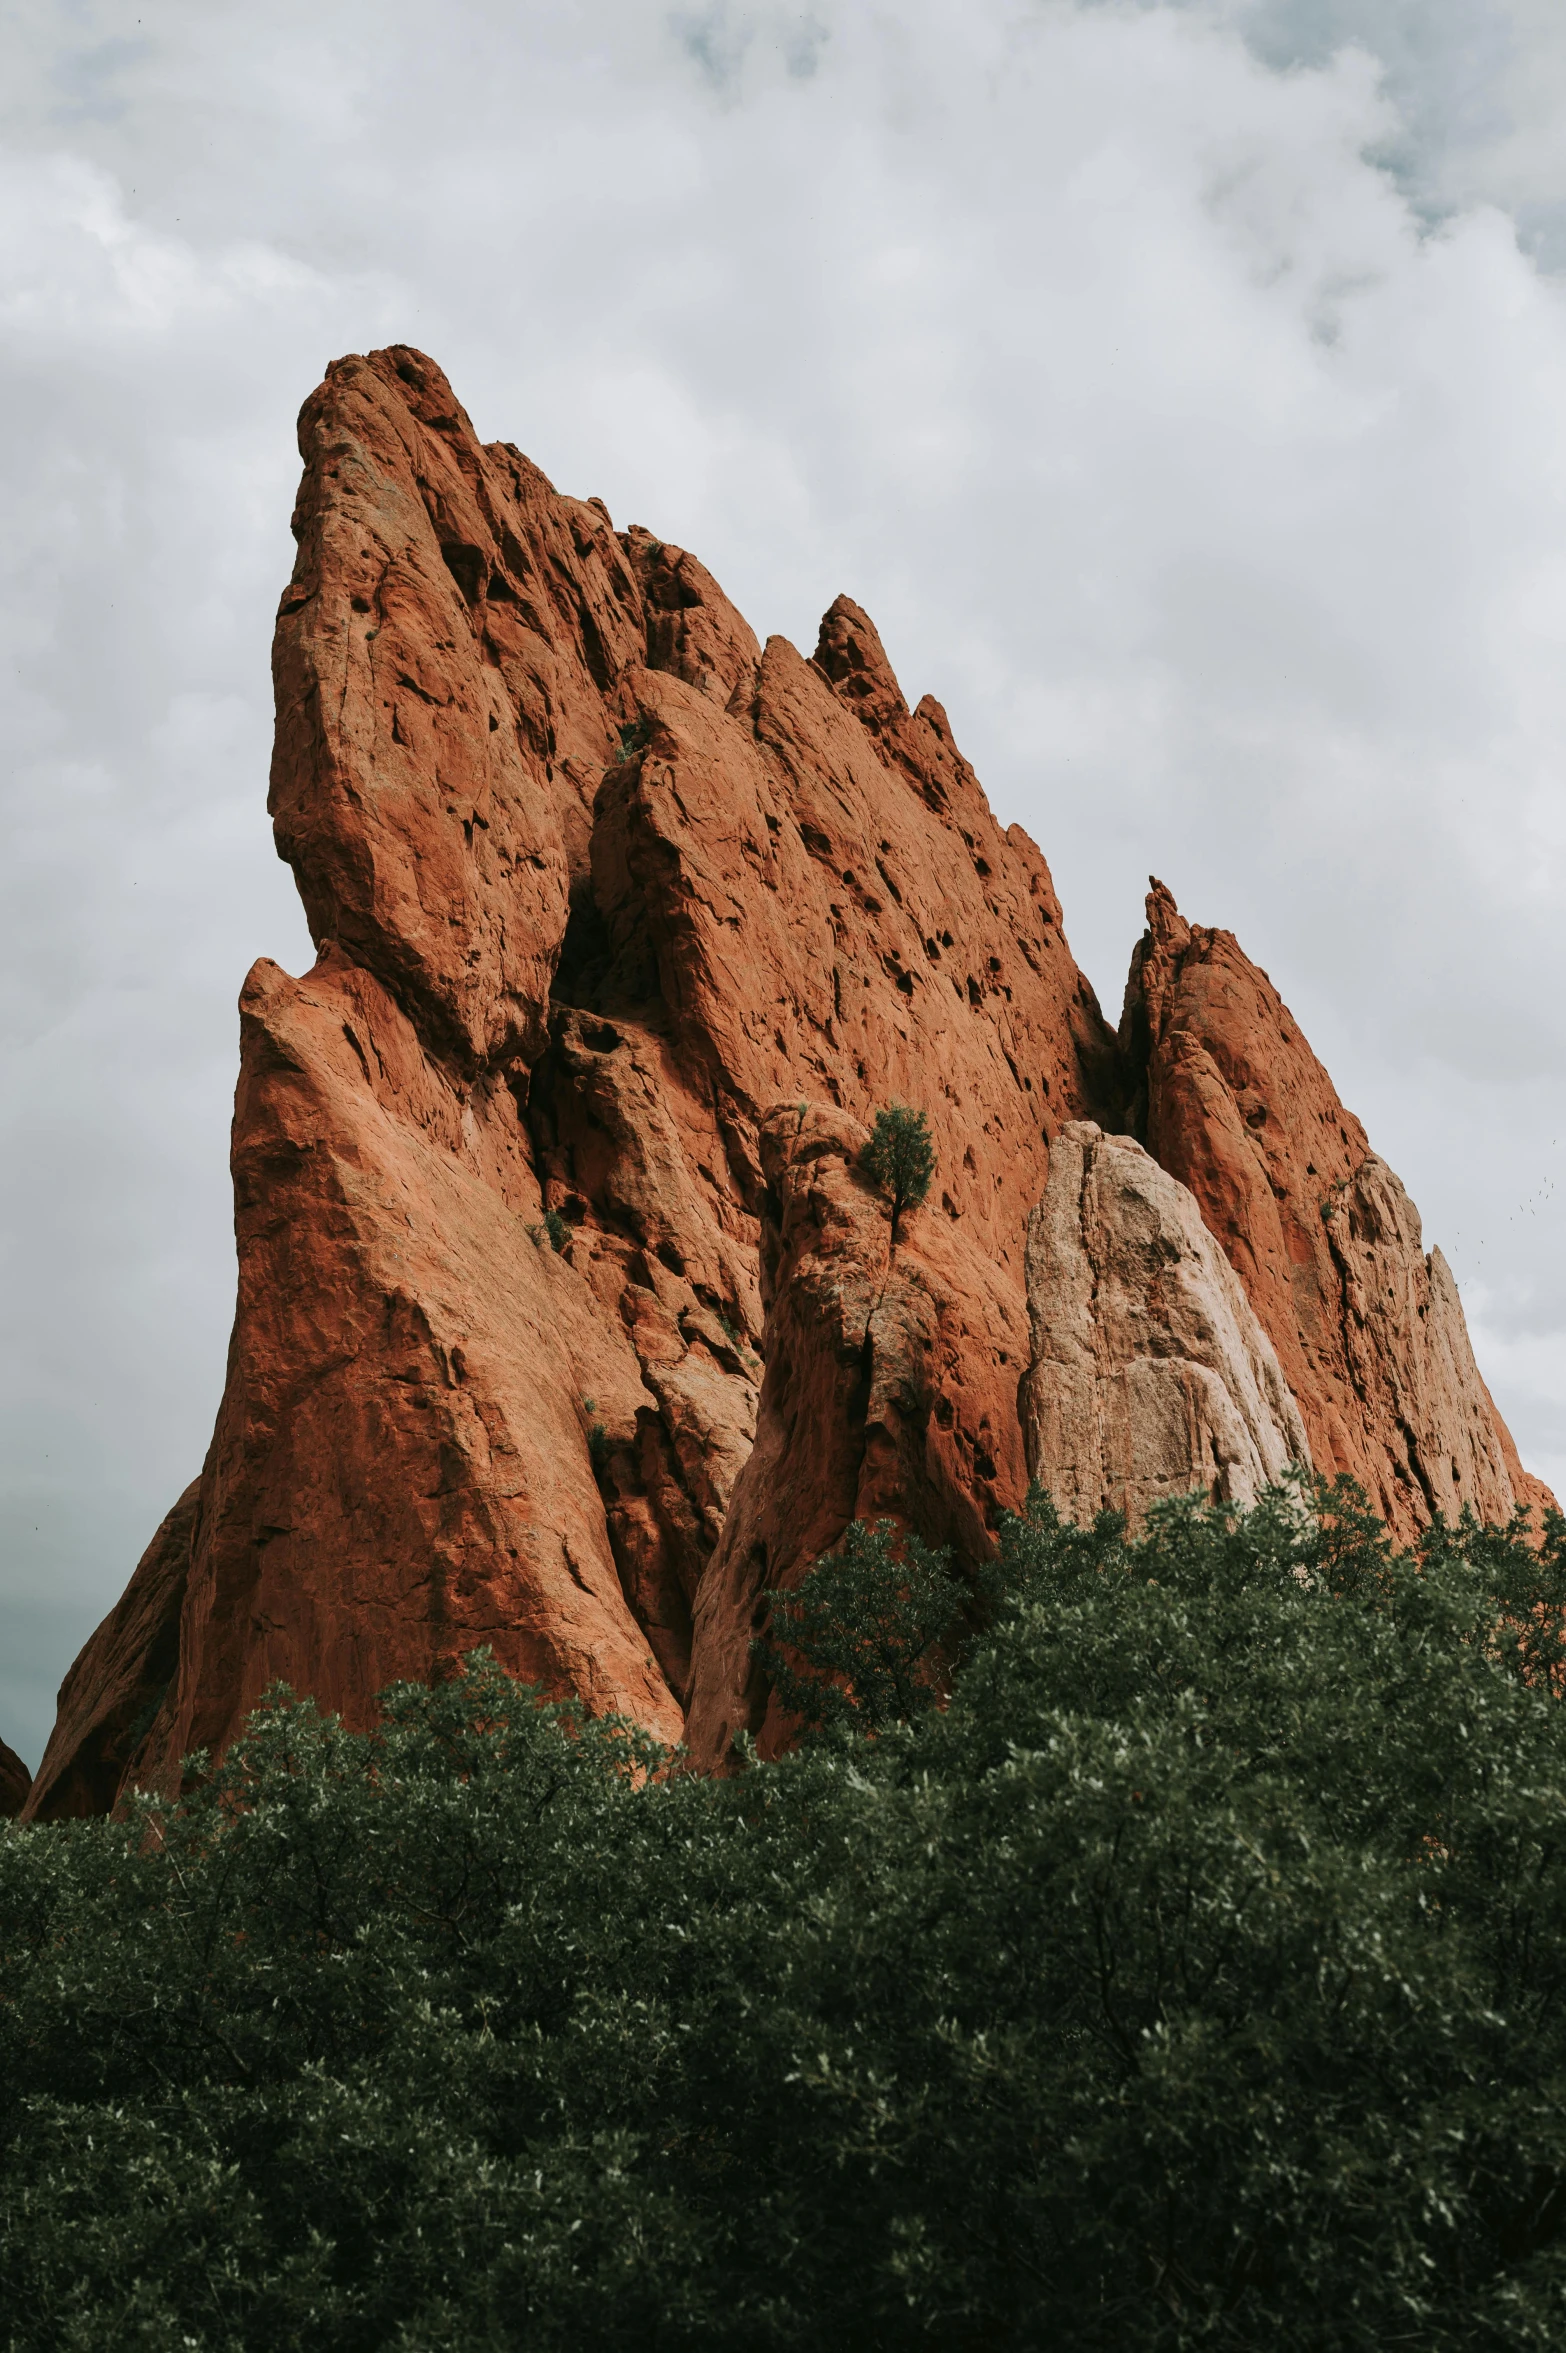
<box><xmin>1023</xmin><ymin>1121</ymin><xmax>1310</xmax><ymax>1527</ymax></box>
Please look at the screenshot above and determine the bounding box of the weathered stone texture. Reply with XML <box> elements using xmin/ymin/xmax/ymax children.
<box><xmin>1022</xmin><ymin>1122</ymin><xmax>1310</xmax><ymax>1529</ymax></box>
<box><xmin>33</xmin><ymin>347</ymin><xmax>1118</xmax><ymax>1812</ymax></box>
<box><xmin>684</xmin><ymin>1103</ymin><xmax>1032</xmax><ymax>1769</ymax></box>
<box><xmin>1122</xmin><ymin>881</ymin><xmax>1554</xmax><ymax>1541</ymax></box>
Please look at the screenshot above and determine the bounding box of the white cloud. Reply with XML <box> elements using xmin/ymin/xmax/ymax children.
<box><xmin>1</xmin><ymin>0</ymin><xmax>1564</xmax><ymax>1760</ymax></box>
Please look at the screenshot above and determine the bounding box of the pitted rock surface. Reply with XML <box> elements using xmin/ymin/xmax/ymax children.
<box><xmin>1122</xmin><ymin>882</ymin><xmax>1556</xmax><ymax>1541</ymax></box>
<box><xmin>35</xmin><ymin>347</ymin><xmax>1119</xmax><ymax>1809</ymax></box>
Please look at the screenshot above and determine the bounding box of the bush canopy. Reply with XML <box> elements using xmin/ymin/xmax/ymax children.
<box><xmin>860</xmin><ymin>1102</ymin><xmax>935</xmax><ymax>1236</ymax></box>
<box><xmin>4</xmin><ymin>1477</ymin><xmax>1566</xmax><ymax>2348</ymax></box>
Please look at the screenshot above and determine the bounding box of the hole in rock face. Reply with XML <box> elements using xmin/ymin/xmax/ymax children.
<box><xmin>579</xmin><ymin>1018</ymin><xmax>622</xmax><ymax>1054</ymax></box>
<box><xmin>440</xmin><ymin>540</ymin><xmax>485</xmax><ymax>604</ymax></box>
<box><xmin>552</xmin><ymin>889</ymin><xmax>614</xmax><ymax>1009</ymax></box>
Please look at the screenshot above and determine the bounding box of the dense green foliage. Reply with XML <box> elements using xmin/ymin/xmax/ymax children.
<box><xmin>6</xmin><ymin>1479</ymin><xmax>1566</xmax><ymax>2348</ymax></box>
<box><xmin>860</xmin><ymin>1102</ymin><xmax>935</xmax><ymax>1235</ymax></box>
<box><xmin>752</xmin><ymin>1515</ymin><xmax>963</xmax><ymax>1733</ymax></box>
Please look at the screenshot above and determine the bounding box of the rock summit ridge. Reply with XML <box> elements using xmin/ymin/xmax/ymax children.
<box><xmin>22</xmin><ymin>352</ymin><xmax>1555</xmax><ymax>1813</ymax></box>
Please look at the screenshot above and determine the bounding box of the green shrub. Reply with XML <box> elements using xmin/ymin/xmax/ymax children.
<box><xmin>613</xmin><ymin>716</ymin><xmax>653</xmax><ymax>765</ymax></box>
<box><xmin>4</xmin><ymin>1477</ymin><xmax>1566</xmax><ymax>2347</ymax></box>
<box><xmin>753</xmin><ymin>1516</ymin><xmax>961</xmax><ymax>1734</ymax></box>
<box><xmin>861</xmin><ymin>1102</ymin><xmax>935</xmax><ymax>1239</ymax></box>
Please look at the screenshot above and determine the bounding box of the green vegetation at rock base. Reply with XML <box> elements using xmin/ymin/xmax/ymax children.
<box><xmin>5</xmin><ymin>1475</ymin><xmax>1566</xmax><ymax>2348</ymax></box>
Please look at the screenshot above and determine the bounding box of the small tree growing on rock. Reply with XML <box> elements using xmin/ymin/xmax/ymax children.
<box><xmin>861</xmin><ymin>1103</ymin><xmax>935</xmax><ymax>1242</ymax></box>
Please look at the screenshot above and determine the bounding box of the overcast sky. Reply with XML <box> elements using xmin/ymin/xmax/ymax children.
<box><xmin>3</xmin><ymin>0</ymin><xmax>1565</xmax><ymax>1765</ymax></box>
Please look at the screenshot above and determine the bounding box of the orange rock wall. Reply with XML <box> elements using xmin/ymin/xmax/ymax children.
<box><xmin>28</xmin><ymin>346</ymin><xmax>1119</xmax><ymax>1814</ymax></box>
<box><xmin>28</xmin><ymin>354</ymin><xmax>1554</xmax><ymax>1814</ymax></box>
<box><xmin>1122</xmin><ymin>881</ymin><xmax>1555</xmax><ymax>1542</ymax></box>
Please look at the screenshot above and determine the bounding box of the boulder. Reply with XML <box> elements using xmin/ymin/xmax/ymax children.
<box><xmin>1021</xmin><ymin>1121</ymin><xmax>1309</xmax><ymax>1528</ymax></box>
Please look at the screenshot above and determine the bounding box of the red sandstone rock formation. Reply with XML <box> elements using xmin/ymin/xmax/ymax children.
<box><xmin>28</xmin><ymin>346</ymin><xmax>1118</xmax><ymax>1815</ymax></box>
<box><xmin>684</xmin><ymin>1103</ymin><xmax>1033</xmax><ymax>1768</ymax></box>
<box><xmin>1121</xmin><ymin>881</ymin><xmax>1555</xmax><ymax>1542</ymax></box>
<box><xmin>28</xmin><ymin>354</ymin><xmax>1554</xmax><ymax>1814</ymax></box>
<box><xmin>0</xmin><ymin>1737</ymin><xmax>29</xmax><ymax>1819</ymax></box>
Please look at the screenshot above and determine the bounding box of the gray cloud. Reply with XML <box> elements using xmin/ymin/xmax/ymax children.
<box><xmin>2</xmin><ymin>0</ymin><xmax>1564</xmax><ymax>1763</ymax></box>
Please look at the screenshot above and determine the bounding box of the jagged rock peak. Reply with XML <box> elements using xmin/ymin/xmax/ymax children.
<box><xmin>1119</xmin><ymin>881</ymin><xmax>1555</xmax><ymax>1540</ymax></box>
<box><xmin>30</xmin><ymin>346</ymin><xmax>1121</xmax><ymax>1814</ymax></box>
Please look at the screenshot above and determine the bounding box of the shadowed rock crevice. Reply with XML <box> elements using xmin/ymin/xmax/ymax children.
<box><xmin>684</xmin><ymin>1103</ymin><xmax>1029</xmax><ymax>1771</ymax></box>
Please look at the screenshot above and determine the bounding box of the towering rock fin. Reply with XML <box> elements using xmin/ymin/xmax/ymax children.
<box><xmin>35</xmin><ymin>349</ymin><xmax>1121</xmax><ymax>1809</ymax></box>
<box><xmin>1120</xmin><ymin>880</ymin><xmax>1556</xmax><ymax>1538</ymax></box>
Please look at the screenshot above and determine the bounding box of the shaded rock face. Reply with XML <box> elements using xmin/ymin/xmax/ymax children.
<box><xmin>0</xmin><ymin>1739</ymin><xmax>29</xmax><ymax>1820</ymax></box>
<box><xmin>23</xmin><ymin>1482</ymin><xmax>199</xmax><ymax>1821</ymax></box>
<box><xmin>684</xmin><ymin>1103</ymin><xmax>1032</xmax><ymax>1770</ymax></box>
<box><xmin>1021</xmin><ymin>1123</ymin><xmax>1310</xmax><ymax>1531</ymax></box>
<box><xmin>30</xmin><ymin>345</ymin><xmax>1119</xmax><ymax>1814</ymax></box>
<box><xmin>1122</xmin><ymin>882</ymin><xmax>1554</xmax><ymax>1542</ymax></box>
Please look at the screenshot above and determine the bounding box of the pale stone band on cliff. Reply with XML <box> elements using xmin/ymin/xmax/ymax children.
<box><xmin>1022</xmin><ymin>1121</ymin><xmax>1310</xmax><ymax>1529</ymax></box>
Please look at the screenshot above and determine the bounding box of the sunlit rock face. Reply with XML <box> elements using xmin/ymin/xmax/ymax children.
<box><xmin>1022</xmin><ymin>1121</ymin><xmax>1310</xmax><ymax>1531</ymax></box>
